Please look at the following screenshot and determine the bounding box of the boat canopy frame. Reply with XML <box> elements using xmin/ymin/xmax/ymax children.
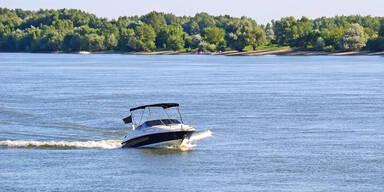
<box><xmin>123</xmin><ymin>103</ymin><xmax>184</xmax><ymax>129</ymax></box>
<box><xmin>130</xmin><ymin>103</ymin><xmax>179</xmax><ymax>112</ymax></box>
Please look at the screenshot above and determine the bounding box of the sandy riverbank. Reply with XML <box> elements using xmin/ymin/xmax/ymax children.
<box><xmin>3</xmin><ymin>49</ymin><xmax>384</xmax><ymax>56</ymax></box>
<box><xmin>120</xmin><ymin>49</ymin><xmax>384</xmax><ymax>56</ymax></box>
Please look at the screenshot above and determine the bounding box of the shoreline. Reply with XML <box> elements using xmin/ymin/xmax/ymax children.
<box><xmin>125</xmin><ymin>49</ymin><xmax>384</xmax><ymax>56</ymax></box>
<box><xmin>1</xmin><ymin>49</ymin><xmax>384</xmax><ymax>56</ymax></box>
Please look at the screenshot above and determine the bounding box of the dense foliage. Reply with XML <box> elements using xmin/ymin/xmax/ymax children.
<box><xmin>0</xmin><ymin>8</ymin><xmax>383</xmax><ymax>52</ymax></box>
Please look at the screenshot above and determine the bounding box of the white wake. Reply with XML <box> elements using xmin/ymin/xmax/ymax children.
<box><xmin>0</xmin><ymin>140</ymin><xmax>122</xmax><ymax>149</ymax></box>
<box><xmin>0</xmin><ymin>131</ymin><xmax>212</xmax><ymax>150</ymax></box>
<box><xmin>177</xmin><ymin>130</ymin><xmax>213</xmax><ymax>151</ymax></box>
<box><xmin>188</xmin><ymin>130</ymin><xmax>213</xmax><ymax>142</ymax></box>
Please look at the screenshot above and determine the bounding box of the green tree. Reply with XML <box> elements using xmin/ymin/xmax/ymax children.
<box><xmin>0</xmin><ymin>23</ymin><xmax>5</xmax><ymax>39</ymax></box>
<box><xmin>155</xmin><ymin>24</ymin><xmax>185</xmax><ymax>50</ymax></box>
<box><xmin>272</xmin><ymin>16</ymin><xmax>313</xmax><ymax>48</ymax></box>
<box><xmin>265</xmin><ymin>23</ymin><xmax>275</xmax><ymax>43</ymax></box>
<box><xmin>36</xmin><ymin>26</ymin><xmax>64</xmax><ymax>51</ymax></box>
<box><xmin>86</xmin><ymin>33</ymin><xmax>105</xmax><ymax>51</ymax></box>
<box><xmin>202</xmin><ymin>27</ymin><xmax>225</xmax><ymax>46</ymax></box>
<box><xmin>379</xmin><ymin>20</ymin><xmax>384</xmax><ymax>37</ymax></box>
<box><xmin>118</xmin><ymin>28</ymin><xmax>137</xmax><ymax>51</ymax></box>
<box><xmin>365</xmin><ymin>21</ymin><xmax>384</xmax><ymax>51</ymax></box>
<box><xmin>155</xmin><ymin>28</ymin><xmax>168</xmax><ymax>49</ymax></box>
<box><xmin>190</xmin><ymin>34</ymin><xmax>202</xmax><ymax>49</ymax></box>
<box><xmin>0</xmin><ymin>8</ymin><xmax>23</xmax><ymax>29</ymax></box>
<box><xmin>116</xmin><ymin>16</ymin><xmax>133</xmax><ymax>29</ymax></box>
<box><xmin>182</xmin><ymin>20</ymin><xmax>200</xmax><ymax>35</ymax></box>
<box><xmin>247</xmin><ymin>27</ymin><xmax>267</xmax><ymax>49</ymax></box>
<box><xmin>20</xmin><ymin>10</ymin><xmax>59</xmax><ymax>29</ymax></box>
<box><xmin>63</xmin><ymin>32</ymin><xmax>86</xmax><ymax>52</ymax></box>
<box><xmin>319</xmin><ymin>27</ymin><xmax>344</xmax><ymax>50</ymax></box>
<box><xmin>183</xmin><ymin>34</ymin><xmax>193</xmax><ymax>50</ymax></box>
<box><xmin>340</xmin><ymin>23</ymin><xmax>368</xmax><ymax>51</ymax></box>
<box><xmin>20</xmin><ymin>27</ymin><xmax>42</xmax><ymax>51</ymax></box>
<box><xmin>314</xmin><ymin>37</ymin><xmax>325</xmax><ymax>50</ymax></box>
<box><xmin>366</xmin><ymin>37</ymin><xmax>384</xmax><ymax>51</ymax></box>
<box><xmin>14</xmin><ymin>8</ymin><xmax>34</xmax><ymax>20</ymax></box>
<box><xmin>140</xmin><ymin>11</ymin><xmax>166</xmax><ymax>33</ymax></box>
<box><xmin>164</xmin><ymin>13</ymin><xmax>182</xmax><ymax>25</ymax></box>
<box><xmin>194</xmin><ymin>13</ymin><xmax>216</xmax><ymax>31</ymax></box>
<box><xmin>98</xmin><ymin>22</ymin><xmax>119</xmax><ymax>38</ymax></box>
<box><xmin>104</xmin><ymin>34</ymin><xmax>118</xmax><ymax>50</ymax></box>
<box><xmin>226</xmin><ymin>18</ymin><xmax>266</xmax><ymax>51</ymax></box>
<box><xmin>167</xmin><ymin>35</ymin><xmax>185</xmax><ymax>50</ymax></box>
<box><xmin>134</xmin><ymin>24</ymin><xmax>156</xmax><ymax>51</ymax></box>
<box><xmin>364</xmin><ymin>28</ymin><xmax>378</xmax><ymax>39</ymax></box>
<box><xmin>272</xmin><ymin>16</ymin><xmax>296</xmax><ymax>46</ymax></box>
<box><xmin>216</xmin><ymin>41</ymin><xmax>227</xmax><ymax>51</ymax></box>
<box><xmin>291</xmin><ymin>17</ymin><xmax>313</xmax><ymax>48</ymax></box>
<box><xmin>52</xmin><ymin>19</ymin><xmax>73</xmax><ymax>34</ymax></box>
<box><xmin>167</xmin><ymin>24</ymin><xmax>185</xmax><ymax>50</ymax></box>
<box><xmin>2</xmin><ymin>29</ymin><xmax>25</xmax><ymax>51</ymax></box>
<box><xmin>59</xmin><ymin>9</ymin><xmax>91</xmax><ymax>27</ymax></box>
<box><xmin>74</xmin><ymin>25</ymin><xmax>97</xmax><ymax>36</ymax></box>
<box><xmin>198</xmin><ymin>41</ymin><xmax>216</xmax><ymax>52</ymax></box>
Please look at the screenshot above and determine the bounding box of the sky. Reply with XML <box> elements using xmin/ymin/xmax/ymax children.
<box><xmin>1</xmin><ymin>0</ymin><xmax>384</xmax><ymax>24</ymax></box>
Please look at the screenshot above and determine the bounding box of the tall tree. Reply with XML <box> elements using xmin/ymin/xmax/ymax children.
<box><xmin>379</xmin><ymin>20</ymin><xmax>384</xmax><ymax>37</ymax></box>
<box><xmin>272</xmin><ymin>16</ymin><xmax>296</xmax><ymax>46</ymax></box>
<box><xmin>134</xmin><ymin>24</ymin><xmax>156</xmax><ymax>51</ymax></box>
<box><xmin>182</xmin><ymin>20</ymin><xmax>200</xmax><ymax>35</ymax></box>
<box><xmin>290</xmin><ymin>17</ymin><xmax>314</xmax><ymax>48</ymax></box>
<box><xmin>272</xmin><ymin>16</ymin><xmax>313</xmax><ymax>48</ymax></box>
<box><xmin>265</xmin><ymin>23</ymin><xmax>275</xmax><ymax>43</ymax></box>
<box><xmin>202</xmin><ymin>27</ymin><xmax>226</xmax><ymax>46</ymax></box>
<box><xmin>140</xmin><ymin>11</ymin><xmax>166</xmax><ymax>33</ymax></box>
<box><xmin>193</xmin><ymin>13</ymin><xmax>216</xmax><ymax>31</ymax></box>
<box><xmin>320</xmin><ymin>27</ymin><xmax>344</xmax><ymax>50</ymax></box>
<box><xmin>63</xmin><ymin>32</ymin><xmax>86</xmax><ymax>52</ymax></box>
<box><xmin>340</xmin><ymin>23</ymin><xmax>368</xmax><ymax>51</ymax></box>
<box><xmin>226</xmin><ymin>18</ymin><xmax>266</xmax><ymax>51</ymax></box>
<box><xmin>36</xmin><ymin>25</ymin><xmax>64</xmax><ymax>51</ymax></box>
<box><xmin>104</xmin><ymin>34</ymin><xmax>118</xmax><ymax>50</ymax></box>
<box><xmin>86</xmin><ymin>33</ymin><xmax>105</xmax><ymax>51</ymax></box>
<box><xmin>156</xmin><ymin>24</ymin><xmax>185</xmax><ymax>50</ymax></box>
<box><xmin>118</xmin><ymin>28</ymin><xmax>137</xmax><ymax>51</ymax></box>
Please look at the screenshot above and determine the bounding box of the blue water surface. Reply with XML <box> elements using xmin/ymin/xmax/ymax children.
<box><xmin>0</xmin><ymin>53</ymin><xmax>383</xmax><ymax>191</ymax></box>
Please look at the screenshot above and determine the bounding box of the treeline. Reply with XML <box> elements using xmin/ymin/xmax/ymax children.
<box><xmin>0</xmin><ymin>8</ymin><xmax>383</xmax><ymax>52</ymax></box>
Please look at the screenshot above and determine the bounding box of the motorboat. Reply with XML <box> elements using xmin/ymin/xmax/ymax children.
<box><xmin>121</xmin><ymin>103</ymin><xmax>195</xmax><ymax>148</ymax></box>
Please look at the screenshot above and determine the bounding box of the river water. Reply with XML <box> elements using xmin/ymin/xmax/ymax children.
<box><xmin>0</xmin><ymin>53</ymin><xmax>383</xmax><ymax>191</ymax></box>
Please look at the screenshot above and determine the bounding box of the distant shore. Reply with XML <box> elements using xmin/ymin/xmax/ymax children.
<box><xmin>122</xmin><ymin>49</ymin><xmax>384</xmax><ymax>56</ymax></box>
<box><xmin>2</xmin><ymin>49</ymin><xmax>384</xmax><ymax>56</ymax></box>
<box><xmin>77</xmin><ymin>49</ymin><xmax>384</xmax><ymax>56</ymax></box>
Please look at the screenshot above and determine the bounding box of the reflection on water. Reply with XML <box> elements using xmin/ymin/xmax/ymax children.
<box><xmin>138</xmin><ymin>147</ymin><xmax>193</xmax><ymax>155</ymax></box>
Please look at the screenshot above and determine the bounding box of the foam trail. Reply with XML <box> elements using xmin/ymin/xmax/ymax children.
<box><xmin>177</xmin><ymin>130</ymin><xmax>213</xmax><ymax>151</ymax></box>
<box><xmin>0</xmin><ymin>140</ymin><xmax>121</xmax><ymax>149</ymax></box>
<box><xmin>188</xmin><ymin>130</ymin><xmax>213</xmax><ymax>142</ymax></box>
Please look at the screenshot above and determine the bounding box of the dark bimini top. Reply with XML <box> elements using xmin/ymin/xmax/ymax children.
<box><xmin>130</xmin><ymin>103</ymin><xmax>179</xmax><ymax>112</ymax></box>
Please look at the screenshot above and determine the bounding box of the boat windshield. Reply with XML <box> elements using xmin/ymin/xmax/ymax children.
<box><xmin>144</xmin><ymin>119</ymin><xmax>181</xmax><ymax>127</ymax></box>
<box><xmin>136</xmin><ymin>119</ymin><xmax>181</xmax><ymax>129</ymax></box>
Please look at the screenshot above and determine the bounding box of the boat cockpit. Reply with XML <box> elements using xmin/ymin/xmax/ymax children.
<box><xmin>136</xmin><ymin>119</ymin><xmax>181</xmax><ymax>129</ymax></box>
